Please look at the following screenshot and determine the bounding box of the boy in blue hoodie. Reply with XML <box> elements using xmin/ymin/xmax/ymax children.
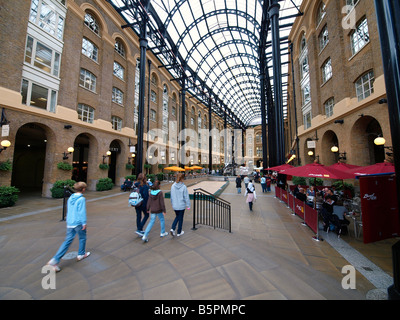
<box><xmin>46</xmin><ymin>182</ymin><xmax>90</xmax><ymax>271</ymax></box>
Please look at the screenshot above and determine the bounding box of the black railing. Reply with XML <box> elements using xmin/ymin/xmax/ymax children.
<box><xmin>192</xmin><ymin>188</ymin><xmax>231</xmax><ymax>233</ymax></box>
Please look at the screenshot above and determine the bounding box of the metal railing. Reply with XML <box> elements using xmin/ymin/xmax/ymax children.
<box><xmin>192</xmin><ymin>188</ymin><xmax>231</xmax><ymax>233</ymax></box>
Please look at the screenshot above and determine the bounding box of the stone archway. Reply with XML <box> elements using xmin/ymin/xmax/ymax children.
<box><xmin>11</xmin><ymin>123</ymin><xmax>55</xmax><ymax>195</ymax></box>
<box><xmin>350</xmin><ymin>116</ymin><xmax>385</xmax><ymax>166</ymax></box>
<box><xmin>321</xmin><ymin>130</ymin><xmax>339</xmax><ymax>166</ymax></box>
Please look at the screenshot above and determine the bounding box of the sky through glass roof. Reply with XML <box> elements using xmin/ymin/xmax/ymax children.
<box><xmin>109</xmin><ymin>0</ymin><xmax>303</xmax><ymax>127</ymax></box>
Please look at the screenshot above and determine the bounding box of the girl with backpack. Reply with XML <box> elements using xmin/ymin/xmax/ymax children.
<box><xmin>132</xmin><ymin>173</ymin><xmax>149</xmax><ymax>236</ymax></box>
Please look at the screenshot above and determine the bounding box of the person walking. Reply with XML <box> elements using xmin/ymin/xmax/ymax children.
<box><xmin>170</xmin><ymin>173</ymin><xmax>191</xmax><ymax>237</ymax></box>
<box><xmin>133</xmin><ymin>173</ymin><xmax>149</xmax><ymax>236</ymax></box>
<box><xmin>243</xmin><ymin>175</ymin><xmax>250</xmax><ymax>189</ymax></box>
<box><xmin>235</xmin><ymin>175</ymin><xmax>242</xmax><ymax>194</ymax></box>
<box><xmin>142</xmin><ymin>181</ymin><xmax>167</xmax><ymax>243</ymax></box>
<box><xmin>260</xmin><ymin>175</ymin><xmax>267</xmax><ymax>193</ymax></box>
<box><xmin>46</xmin><ymin>182</ymin><xmax>90</xmax><ymax>272</ymax></box>
<box><xmin>244</xmin><ymin>180</ymin><xmax>256</xmax><ymax>211</ymax></box>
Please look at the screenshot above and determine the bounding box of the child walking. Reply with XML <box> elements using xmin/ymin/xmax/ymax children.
<box><xmin>142</xmin><ymin>180</ymin><xmax>167</xmax><ymax>243</ymax></box>
<box><xmin>46</xmin><ymin>182</ymin><xmax>91</xmax><ymax>271</ymax></box>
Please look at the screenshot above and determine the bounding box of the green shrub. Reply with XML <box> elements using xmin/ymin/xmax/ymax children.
<box><xmin>50</xmin><ymin>179</ymin><xmax>76</xmax><ymax>198</ymax></box>
<box><xmin>0</xmin><ymin>159</ymin><xmax>12</xmax><ymax>171</ymax></box>
<box><xmin>156</xmin><ymin>173</ymin><xmax>164</xmax><ymax>181</ymax></box>
<box><xmin>146</xmin><ymin>174</ymin><xmax>156</xmax><ymax>182</ymax></box>
<box><xmin>96</xmin><ymin>177</ymin><xmax>113</xmax><ymax>191</ymax></box>
<box><xmin>57</xmin><ymin>161</ymin><xmax>73</xmax><ymax>171</ymax></box>
<box><xmin>292</xmin><ymin>176</ymin><xmax>306</xmax><ymax>185</ymax></box>
<box><xmin>125</xmin><ymin>175</ymin><xmax>136</xmax><ymax>181</ymax></box>
<box><xmin>125</xmin><ymin>163</ymin><xmax>134</xmax><ymax>170</ymax></box>
<box><xmin>99</xmin><ymin>163</ymin><xmax>109</xmax><ymax>170</ymax></box>
<box><xmin>0</xmin><ymin>186</ymin><xmax>20</xmax><ymax>207</ymax></box>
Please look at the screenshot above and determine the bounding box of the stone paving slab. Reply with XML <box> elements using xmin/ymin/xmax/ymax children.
<box><xmin>0</xmin><ymin>179</ymin><xmax>395</xmax><ymax>301</ymax></box>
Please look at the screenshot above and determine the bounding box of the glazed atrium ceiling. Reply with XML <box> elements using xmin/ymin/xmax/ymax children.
<box><xmin>108</xmin><ymin>0</ymin><xmax>303</xmax><ymax>128</ymax></box>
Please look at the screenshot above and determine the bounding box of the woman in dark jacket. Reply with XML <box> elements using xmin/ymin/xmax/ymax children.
<box><xmin>134</xmin><ymin>173</ymin><xmax>149</xmax><ymax>236</ymax></box>
<box><xmin>235</xmin><ymin>175</ymin><xmax>242</xmax><ymax>194</ymax></box>
<box><xmin>142</xmin><ymin>181</ymin><xmax>167</xmax><ymax>243</ymax></box>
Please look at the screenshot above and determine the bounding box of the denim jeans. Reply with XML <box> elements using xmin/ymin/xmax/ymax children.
<box><xmin>171</xmin><ymin>209</ymin><xmax>185</xmax><ymax>234</ymax></box>
<box><xmin>143</xmin><ymin>213</ymin><xmax>165</xmax><ymax>238</ymax></box>
<box><xmin>53</xmin><ymin>225</ymin><xmax>86</xmax><ymax>263</ymax></box>
<box><xmin>135</xmin><ymin>205</ymin><xmax>149</xmax><ymax>231</ymax></box>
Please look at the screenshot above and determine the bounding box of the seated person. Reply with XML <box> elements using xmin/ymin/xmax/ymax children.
<box><xmin>121</xmin><ymin>178</ymin><xmax>133</xmax><ymax>191</ymax></box>
<box><xmin>319</xmin><ymin>195</ymin><xmax>335</xmax><ymax>231</ymax></box>
<box><xmin>296</xmin><ymin>188</ymin><xmax>307</xmax><ymax>202</ymax></box>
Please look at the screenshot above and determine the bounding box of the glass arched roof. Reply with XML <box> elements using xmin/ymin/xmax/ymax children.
<box><xmin>108</xmin><ymin>0</ymin><xmax>303</xmax><ymax>127</ymax></box>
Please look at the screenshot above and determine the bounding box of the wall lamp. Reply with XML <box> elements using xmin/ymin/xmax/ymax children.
<box><xmin>0</xmin><ymin>140</ymin><xmax>11</xmax><ymax>153</ymax></box>
<box><xmin>103</xmin><ymin>150</ymin><xmax>111</xmax><ymax>163</ymax></box>
<box><xmin>62</xmin><ymin>147</ymin><xmax>74</xmax><ymax>160</ymax></box>
<box><xmin>374</xmin><ymin>136</ymin><xmax>393</xmax><ymax>155</ymax></box>
<box><xmin>331</xmin><ymin>146</ymin><xmax>347</xmax><ymax>160</ymax></box>
<box><xmin>127</xmin><ymin>153</ymin><xmax>135</xmax><ymax>163</ymax></box>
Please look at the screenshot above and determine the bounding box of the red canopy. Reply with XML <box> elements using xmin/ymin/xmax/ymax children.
<box><xmin>265</xmin><ymin>163</ymin><xmax>294</xmax><ymax>172</ymax></box>
<box><xmin>347</xmin><ymin>162</ymin><xmax>395</xmax><ymax>176</ymax></box>
<box><xmin>279</xmin><ymin>162</ymin><xmax>355</xmax><ymax>180</ymax></box>
<box><xmin>328</xmin><ymin>162</ymin><xmax>360</xmax><ymax>171</ymax></box>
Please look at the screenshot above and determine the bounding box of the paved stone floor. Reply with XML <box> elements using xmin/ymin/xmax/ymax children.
<box><xmin>0</xmin><ymin>178</ymin><xmax>397</xmax><ymax>301</ymax></box>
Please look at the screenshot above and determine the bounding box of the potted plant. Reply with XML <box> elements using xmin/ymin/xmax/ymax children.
<box><xmin>0</xmin><ymin>186</ymin><xmax>19</xmax><ymax>207</ymax></box>
<box><xmin>57</xmin><ymin>161</ymin><xmax>73</xmax><ymax>171</ymax></box>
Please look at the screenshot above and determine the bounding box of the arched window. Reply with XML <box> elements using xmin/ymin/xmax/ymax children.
<box><xmin>316</xmin><ymin>1</ymin><xmax>326</xmax><ymax>27</ymax></box>
<box><xmin>84</xmin><ymin>12</ymin><xmax>100</xmax><ymax>35</ymax></box>
<box><xmin>114</xmin><ymin>39</ymin><xmax>125</xmax><ymax>57</ymax></box>
<box><xmin>162</xmin><ymin>85</ymin><xmax>169</xmax><ymax>132</ymax></box>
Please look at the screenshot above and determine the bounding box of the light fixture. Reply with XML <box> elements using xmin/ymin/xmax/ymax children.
<box><xmin>308</xmin><ymin>150</ymin><xmax>314</xmax><ymax>156</ymax></box>
<box><xmin>62</xmin><ymin>147</ymin><xmax>74</xmax><ymax>160</ymax></box>
<box><xmin>103</xmin><ymin>150</ymin><xmax>111</xmax><ymax>163</ymax></box>
<box><xmin>0</xmin><ymin>140</ymin><xmax>11</xmax><ymax>153</ymax></box>
<box><xmin>374</xmin><ymin>136</ymin><xmax>386</xmax><ymax>146</ymax></box>
<box><xmin>331</xmin><ymin>145</ymin><xmax>347</xmax><ymax>160</ymax></box>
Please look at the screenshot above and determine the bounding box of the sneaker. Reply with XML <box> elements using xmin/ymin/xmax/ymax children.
<box><xmin>170</xmin><ymin>229</ymin><xmax>175</xmax><ymax>237</ymax></box>
<box><xmin>77</xmin><ymin>252</ymin><xmax>91</xmax><ymax>261</ymax></box>
<box><xmin>142</xmin><ymin>236</ymin><xmax>148</xmax><ymax>243</ymax></box>
<box><xmin>160</xmin><ymin>232</ymin><xmax>169</xmax><ymax>237</ymax></box>
<box><xmin>46</xmin><ymin>259</ymin><xmax>61</xmax><ymax>272</ymax></box>
<box><xmin>177</xmin><ymin>231</ymin><xmax>184</xmax><ymax>237</ymax></box>
<box><xmin>135</xmin><ymin>230</ymin><xmax>144</xmax><ymax>236</ymax></box>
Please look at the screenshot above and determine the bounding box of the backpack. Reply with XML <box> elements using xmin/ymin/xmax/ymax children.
<box><xmin>129</xmin><ymin>187</ymin><xmax>143</xmax><ymax>207</ymax></box>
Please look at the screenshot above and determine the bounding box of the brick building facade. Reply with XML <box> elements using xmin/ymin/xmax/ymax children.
<box><xmin>287</xmin><ymin>0</ymin><xmax>391</xmax><ymax>167</ymax></box>
<box><xmin>0</xmin><ymin>0</ymin><xmax>230</xmax><ymax>196</ymax></box>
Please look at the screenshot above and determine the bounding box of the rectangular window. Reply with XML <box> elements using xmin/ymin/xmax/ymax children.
<box><xmin>21</xmin><ymin>78</ymin><xmax>57</xmax><ymax>112</ymax></box>
<box><xmin>301</xmin><ymin>82</ymin><xmax>311</xmax><ymax>106</ymax></box>
<box><xmin>151</xmin><ymin>90</ymin><xmax>157</xmax><ymax>103</ymax></box>
<box><xmin>150</xmin><ymin>109</ymin><xmax>156</xmax><ymax>121</ymax></box>
<box><xmin>322</xmin><ymin>58</ymin><xmax>332</xmax><ymax>83</ymax></box>
<box><xmin>351</xmin><ymin>18</ymin><xmax>369</xmax><ymax>56</ymax></box>
<box><xmin>113</xmin><ymin>61</ymin><xmax>124</xmax><ymax>80</ymax></box>
<box><xmin>79</xmin><ymin>69</ymin><xmax>97</xmax><ymax>92</ymax></box>
<box><xmin>25</xmin><ymin>36</ymin><xmax>61</xmax><ymax>77</ymax></box>
<box><xmin>319</xmin><ymin>25</ymin><xmax>329</xmax><ymax>51</ymax></box>
<box><xmin>82</xmin><ymin>38</ymin><xmax>98</xmax><ymax>62</ymax></box>
<box><xmin>111</xmin><ymin>116</ymin><xmax>122</xmax><ymax>131</ymax></box>
<box><xmin>30</xmin><ymin>0</ymin><xmax>65</xmax><ymax>40</ymax></box>
<box><xmin>303</xmin><ymin>111</ymin><xmax>312</xmax><ymax>130</ymax></box>
<box><xmin>356</xmin><ymin>70</ymin><xmax>374</xmax><ymax>101</ymax></box>
<box><xmin>324</xmin><ymin>98</ymin><xmax>334</xmax><ymax>118</ymax></box>
<box><xmin>112</xmin><ymin>87</ymin><xmax>124</xmax><ymax>105</ymax></box>
<box><xmin>77</xmin><ymin>103</ymin><xmax>94</xmax><ymax>123</ymax></box>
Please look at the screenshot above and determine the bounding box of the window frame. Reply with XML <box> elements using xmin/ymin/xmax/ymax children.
<box><xmin>79</xmin><ymin>68</ymin><xmax>97</xmax><ymax>92</ymax></box>
<box><xmin>82</xmin><ymin>37</ymin><xmax>99</xmax><ymax>62</ymax></box>
<box><xmin>21</xmin><ymin>78</ymin><xmax>57</xmax><ymax>112</ymax></box>
<box><xmin>355</xmin><ymin>70</ymin><xmax>374</xmax><ymax>101</ymax></box>
<box><xmin>350</xmin><ymin>17</ymin><xmax>370</xmax><ymax>56</ymax></box>
<box><xmin>77</xmin><ymin>103</ymin><xmax>95</xmax><ymax>123</ymax></box>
